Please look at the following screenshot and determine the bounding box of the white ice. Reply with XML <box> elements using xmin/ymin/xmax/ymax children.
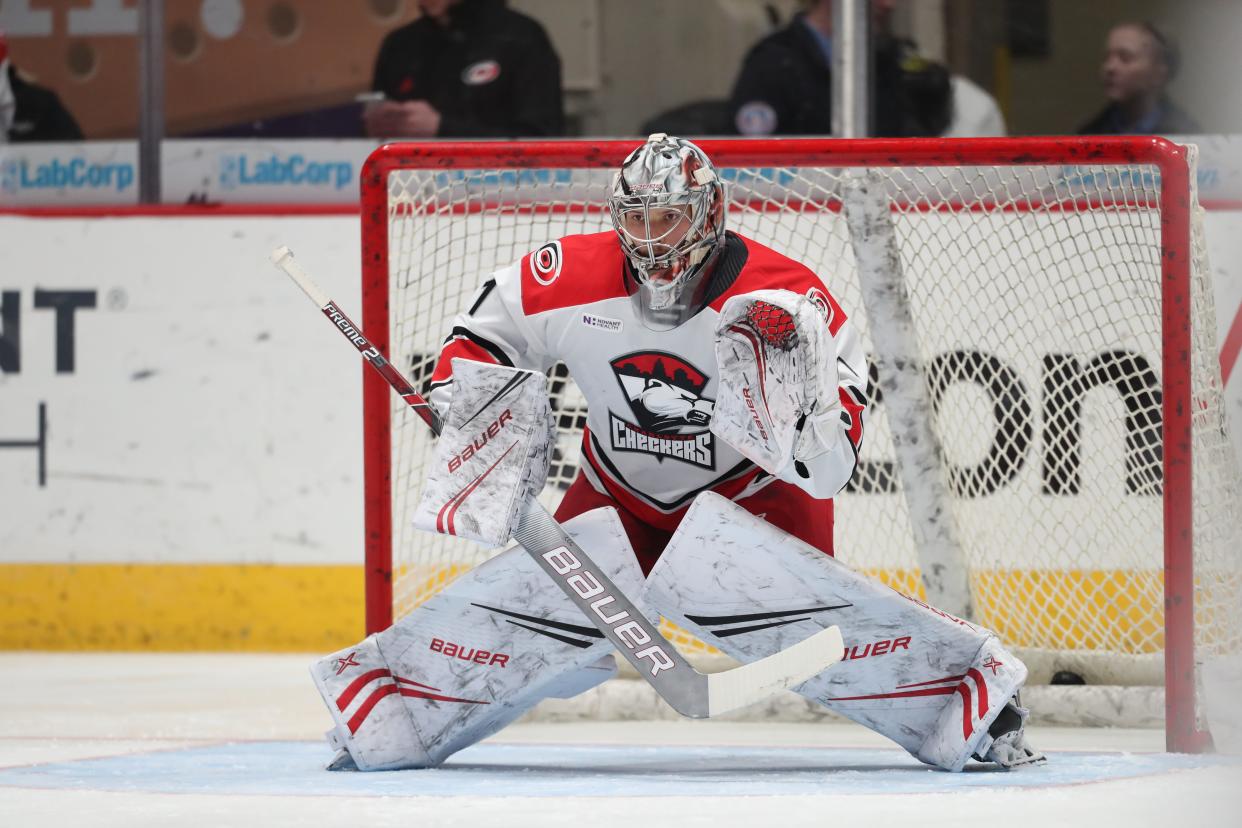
<box><xmin>3</xmin><ymin>653</ymin><xmax>1240</xmax><ymax>827</ymax></box>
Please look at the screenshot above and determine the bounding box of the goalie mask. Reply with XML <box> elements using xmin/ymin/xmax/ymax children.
<box><xmin>609</xmin><ymin>134</ymin><xmax>726</xmax><ymax>330</ymax></box>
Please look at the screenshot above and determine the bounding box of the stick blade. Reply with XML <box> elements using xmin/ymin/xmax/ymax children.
<box><xmin>705</xmin><ymin>625</ymin><xmax>844</xmax><ymax>717</ymax></box>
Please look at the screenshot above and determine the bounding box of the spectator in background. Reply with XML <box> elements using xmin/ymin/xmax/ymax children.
<box><xmin>1078</xmin><ymin>22</ymin><xmax>1199</xmax><ymax>135</ymax></box>
<box><xmin>940</xmin><ymin>71</ymin><xmax>1006</xmax><ymax>138</ymax></box>
<box><xmin>730</xmin><ymin>0</ymin><xmax>879</xmax><ymax>136</ymax></box>
<box><xmin>0</xmin><ymin>31</ymin><xmax>83</xmax><ymax>142</ymax></box>
<box><xmin>728</xmin><ymin>0</ymin><xmax>1003</xmax><ymax>138</ymax></box>
<box><xmin>365</xmin><ymin>0</ymin><xmax>563</xmax><ymax>139</ymax></box>
<box><xmin>888</xmin><ymin>49</ymin><xmax>1006</xmax><ymax>139</ymax></box>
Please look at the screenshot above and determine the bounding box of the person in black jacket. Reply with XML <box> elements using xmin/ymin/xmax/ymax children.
<box><xmin>1077</xmin><ymin>21</ymin><xmax>1199</xmax><ymax>135</ymax></box>
<box><xmin>727</xmin><ymin>0</ymin><xmax>944</xmax><ymax>138</ymax></box>
<box><xmin>365</xmin><ymin>0</ymin><xmax>563</xmax><ymax>139</ymax></box>
<box><xmin>0</xmin><ymin>32</ymin><xmax>83</xmax><ymax>143</ymax></box>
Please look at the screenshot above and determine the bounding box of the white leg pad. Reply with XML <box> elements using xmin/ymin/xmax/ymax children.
<box><xmin>310</xmin><ymin>634</ymin><xmax>430</xmax><ymax>771</ymax></box>
<box><xmin>646</xmin><ymin>492</ymin><xmax>1027</xmax><ymax>771</ymax></box>
<box><xmin>311</xmin><ymin>506</ymin><xmax>645</xmax><ymax>770</ymax></box>
<box><xmin>541</xmin><ymin>654</ymin><xmax>619</xmax><ymax>699</ymax></box>
<box><xmin>914</xmin><ymin>637</ymin><xmax>1029</xmax><ymax>769</ymax></box>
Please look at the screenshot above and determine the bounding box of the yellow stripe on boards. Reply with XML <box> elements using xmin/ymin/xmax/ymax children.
<box><xmin>863</xmin><ymin>568</ymin><xmax>1168</xmax><ymax>656</ymax></box>
<box><xmin>4</xmin><ymin>563</ymin><xmax>1232</xmax><ymax>654</ymax></box>
<box><xmin>669</xmin><ymin>568</ymin><xmax>1195</xmax><ymax>658</ymax></box>
<box><xmin>0</xmin><ymin>564</ymin><xmax>363</xmax><ymax>651</ymax></box>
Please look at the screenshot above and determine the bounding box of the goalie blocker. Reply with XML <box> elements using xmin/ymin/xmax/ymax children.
<box><xmin>413</xmin><ymin>359</ymin><xmax>556</xmax><ymax>548</ymax></box>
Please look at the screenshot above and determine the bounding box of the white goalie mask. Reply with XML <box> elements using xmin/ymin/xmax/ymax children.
<box><xmin>608</xmin><ymin>134</ymin><xmax>726</xmax><ymax>330</ymax></box>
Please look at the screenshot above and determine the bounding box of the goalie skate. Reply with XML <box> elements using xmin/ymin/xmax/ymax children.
<box><xmin>972</xmin><ymin>695</ymin><xmax>1047</xmax><ymax>769</ymax></box>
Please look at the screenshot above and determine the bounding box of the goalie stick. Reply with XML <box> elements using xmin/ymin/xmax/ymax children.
<box><xmin>270</xmin><ymin>245</ymin><xmax>844</xmax><ymax>718</ymax></box>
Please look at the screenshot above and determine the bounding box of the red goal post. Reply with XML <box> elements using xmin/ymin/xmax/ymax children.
<box><xmin>359</xmin><ymin>137</ymin><xmax>1241</xmax><ymax>753</ymax></box>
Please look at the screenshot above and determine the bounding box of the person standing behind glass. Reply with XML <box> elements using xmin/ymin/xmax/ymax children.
<box><xmin>727</xmin><ymin>0</ymin><xmax>1001</xmax><ymax>138</ymax></box>
<box><xmin>0</xmin><ymin>30</ymin><xmax>83</xmax><ymax>143</ymax></box>
<box><xmin>364</xmin><ymin>0</ymin><xmax>564</xmax><ymax>139</ymax></box>
<box><xmin>1077</xmin><ymin>21</ymin><xmax>1199</xmax><ymax>135</ymax></box>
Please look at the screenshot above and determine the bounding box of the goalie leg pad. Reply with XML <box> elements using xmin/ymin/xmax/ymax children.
<box><xmin>313</xmin><ymin>507</ymin><xmax>645</xmax><ymax>770</ymax></box>
<box><xmin>310</xmin><ymin>634</ymin><xmax>431</xmax><ymax>771</ymax></box>
<box><xmin>413</xmin><ymin>358</ymin><xmax>556</xmax><ymax>548</ymax></box>
<box><xmin>646</xmin><ymin>492</ymin><xmax>1029</xmax><ymax>772</ymax></box>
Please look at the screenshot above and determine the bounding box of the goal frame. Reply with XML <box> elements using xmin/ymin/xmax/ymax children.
<box><xmin>359</xmin><ymin>136</ymin><xmax>1202</xmax><ymax>752</ymax></box>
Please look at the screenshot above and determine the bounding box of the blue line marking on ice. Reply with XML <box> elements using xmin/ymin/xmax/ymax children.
<box><xmin>0</xmin><ymin>742</ymin><xmax>1235</xmax><ymax>798</ymax></box>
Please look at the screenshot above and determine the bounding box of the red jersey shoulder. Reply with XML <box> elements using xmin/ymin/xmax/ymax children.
<box><xmin>712</xmin><ymin>234</ymin><xmax>849</xmax><ymax>336</ymax></box>
<box><xmin>520</xmin><ymin>232</ymin><xmax>628</xmax><ymax>317</ymax></box>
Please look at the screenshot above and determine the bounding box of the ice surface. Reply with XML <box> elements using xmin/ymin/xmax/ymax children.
<box><xmin>1</xmin><ymin>740</ymin><xmax>1236</xmax><ymax>798</ymax></box>
<box><xmin>3</xmin><ymin>653</ymin><xmax>1240</xmax><ymax>827</ymax></box>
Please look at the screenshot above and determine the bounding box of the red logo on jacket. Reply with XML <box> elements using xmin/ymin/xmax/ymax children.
<box><xmin>462</xmin><ymin>60</ymin><xmax>501</xmax><ymax>86</ymax></box>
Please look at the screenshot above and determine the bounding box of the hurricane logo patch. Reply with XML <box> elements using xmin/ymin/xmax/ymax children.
<box><xmin>463</xmin><ymin>60</ymin><xmax>501</xmax><ymax>86</ymax></box>
<box><xmin>531</xmin><ymin>241</ymin><xmax>563</xmax><ymax>285</ymax></box>
<box><xmin>806</xmin><ymin>286</ymin><xmax>834</xmax><ymax>326</ymax></box>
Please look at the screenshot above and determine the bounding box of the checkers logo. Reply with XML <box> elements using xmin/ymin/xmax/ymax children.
<box><xmin>608</xmin><ymin>351</ymin><xmax>716</xmax><ymax>469</ymax></box>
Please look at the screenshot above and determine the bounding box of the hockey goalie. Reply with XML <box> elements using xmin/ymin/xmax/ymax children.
<box><xmin>310</xmin><ymin>134</ymin><xmax>1044</xmax><ymax>772</ymax></box>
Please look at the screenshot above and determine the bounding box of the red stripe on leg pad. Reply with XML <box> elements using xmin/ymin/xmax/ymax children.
<box><xmin>336</xmin><ymin>668</ymin><xmax>392</xmax><ymax>711</ymax></box>
<box><xmin>348</xmin><ymin>683</ymin><xmax>400</xmax><ymax>733</ymax></box>
<box><xmin>394</xmin><ymin>675</ymin><xmax>440</xmax><ymax>692</ymax></box>
<box><xmin>967</xmin><ymin>668</ymin><xmax>989</xmax><ymax>719</ymax></box>
<box><xmin>398</xmin><ymin>687</ymin><xmax>490</xmax><ymax>705</ymax></box>
<box><xmin>955</xmin><ymin>682</ymin><xmax>975</xmax><ymax>741</ymax></box>
<box><xmin>825</xmin><ymin>686</ymin><xmax>957</xmax><ymax>702</ymax></box>
<box><xmin>895</xmin><ymin>674</ymin><xmax>967</xmax><ymax>689</ymax></box>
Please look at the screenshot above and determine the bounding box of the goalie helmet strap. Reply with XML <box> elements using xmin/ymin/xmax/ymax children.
<box><xmin>700</xmin><ymin>232</ymin><xmax>749</xmax><ymax>306</ymax></box>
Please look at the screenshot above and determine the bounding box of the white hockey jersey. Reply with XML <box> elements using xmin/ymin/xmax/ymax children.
<box><xmin>428</xmin><ymin>231</ymin><xmax>868</xmax><ymax>530</ymax></box>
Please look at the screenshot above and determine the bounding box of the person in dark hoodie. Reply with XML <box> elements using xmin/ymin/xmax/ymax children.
<box><xmin>726</xmin><ymin>0</ymin><xmax>951</xmax><ymax>138</ymax></box>
<box><xmin>1077</xmin><ymin>21</ymin><xmax>1199</xmax><ymax>135</ymax></box>
<box><xmin>364</xmin><ymin>0</ymin><xmax>563</xmax><ymax>138</ymax></box>
<box><xmin>0</xmin><ymin>31</ymin><xmax>83</xmax><ymax>143</ymax></box>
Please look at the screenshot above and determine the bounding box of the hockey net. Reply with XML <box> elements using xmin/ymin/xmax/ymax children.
<box><xmin>360</xmin><ymin>138</ymin><xmax>1242</xmax><ymax>751</ymax></box>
